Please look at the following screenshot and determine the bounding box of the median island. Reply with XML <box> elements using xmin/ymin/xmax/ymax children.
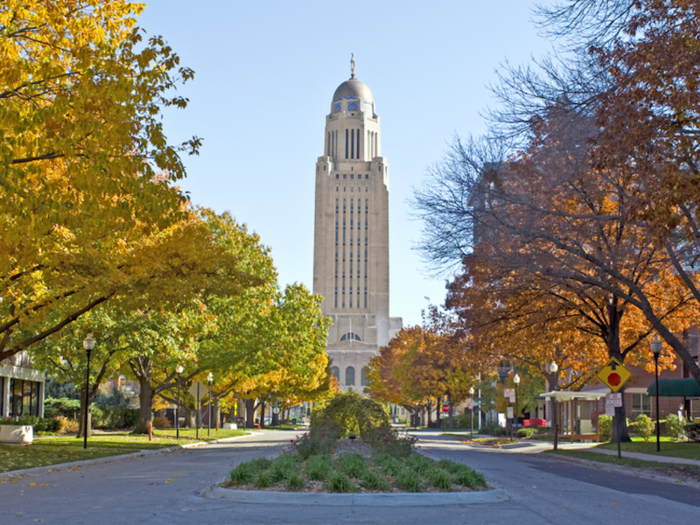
<box><xmin>222</xmin><ymin>393</ymin><xmax>489</xmax><ymax>493</ymax></box>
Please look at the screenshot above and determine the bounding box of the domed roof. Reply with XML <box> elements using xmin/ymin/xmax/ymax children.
<box><xmin>332</xmin><ymin>78</ymin><xmax>373</xmax><ymax>102</ymax></box>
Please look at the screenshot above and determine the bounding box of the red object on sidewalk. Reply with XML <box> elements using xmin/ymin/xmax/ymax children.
<box><xmin>147</xmin><ymin>421</ymin><xmax>153</xmax><ymax>441</ymax></box>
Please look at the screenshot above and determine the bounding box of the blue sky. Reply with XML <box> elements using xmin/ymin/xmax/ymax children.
<box><xmin>138</xmin><ymin>0</ymin><xmax>556</xmax><ymax>327</ymax></box>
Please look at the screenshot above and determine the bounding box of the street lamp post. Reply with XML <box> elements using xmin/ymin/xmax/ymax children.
<box><xmin>651</xmin><ymin>337</ymin><xmax>662</xmax><ymax>452</ymax></box>
<box><xmin>513</xmin><ymin>373</ymin><xmax>521</xmax><ymax>436</ymax></box>
<box><xmin>207</xmin><ymin>372</ymin><xmax>213</xmax><ymax>436</ymax></box>
<box><xmin>469</xmin><ymin>387</ymin><xmax>475</xmax><ymax>439</ymax></box>
<box><xmin>549</xmin><ymin>361</ymin><xmax>559</xmax><ymax>451</ymax></box>
<box><xmin>175</xmin><ymin>365</ymin><xmax>184</xmax><ymax>439</ymax></box>
<box><xmin>82</xmin><ymin>334</ymin><xmax>96</xmax><ymax>450</ymax></box>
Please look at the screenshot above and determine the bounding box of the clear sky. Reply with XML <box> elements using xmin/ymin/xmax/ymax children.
<box><xmin>137</xmin><ymin>0</ymin><xmax>556</xmax><ymax>327</ymax></box>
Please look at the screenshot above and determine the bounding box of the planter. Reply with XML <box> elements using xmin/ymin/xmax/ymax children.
<box><xmin>223</xmin><ymin>423</ymin><xmax>238</xmax><ymax>430</ymax></box>
<box><xmin>0</xmin><ymin>425</ymin><xmax>33</xmax><ymax>444</ymax></box>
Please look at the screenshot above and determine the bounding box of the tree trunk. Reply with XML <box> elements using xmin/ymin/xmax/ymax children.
<box><xmin>245</xmin><ymin>398</ymin><xmax>256</xmax><ymax>428</ymax></box>
<box><xmin>260</xmin><ymin>401</ymin><xmax>267</xmax><ymax>428</ymax></box>
<box><xmin>183</xmin><ymin>405</ymin><xmax>196</xmax><ymax>429</ymax></box>
<box><xmin>213</xmin><ymin>398</ymin><xmax>221</xmax><ymax>428</ymax></box>
<box><xmin>612</xmin><ymin>388</ymin><xmax>632</xmax><ymax>443</ymax></box>
<box><xmin>134</xmin><ymin>375</ymin><xmax>154</xmax><ymax>434</ymax></box>
<box><xmin>77</xmin><ymin>387</ymin><xmax>92</xmax><ymax>439</ymax></box>
<box><xmin>447</xmin><ymin>391</ymin><xmax>454</xmax><ymax>429</ymax></box>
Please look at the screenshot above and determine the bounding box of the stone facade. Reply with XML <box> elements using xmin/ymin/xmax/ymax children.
<box><xmin>313</xmin><ymin>66</ymin><xmax>402</xmax><ymax>391</ymax></box>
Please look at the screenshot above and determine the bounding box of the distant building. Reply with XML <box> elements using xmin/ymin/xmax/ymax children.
<box><xmin>1</xmin><ymin>351</ymin><xmax>45</xmax><ymax>418</ymax></box>
<box><xmin>313</xmin><ymin>58</ymin><xmax>402</xmax><ymax>391</ymax></box>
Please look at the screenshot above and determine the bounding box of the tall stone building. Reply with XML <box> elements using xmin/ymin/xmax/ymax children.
<box><xmin>313</xmin><ymin>58</ymin><xmax>403</xmax><ymax>391</ymax></box>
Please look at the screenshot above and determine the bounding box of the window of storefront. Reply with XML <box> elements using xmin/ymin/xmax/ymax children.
<box><xmin>9</xmin><ymin>379</ymin><xmax>40</xmax><ymax>417</ymax></box>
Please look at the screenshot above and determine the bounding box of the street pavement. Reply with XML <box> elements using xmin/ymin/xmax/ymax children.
<box><xmin>1</xmin><ymin>429</ymin><xmax>698</xmax><ymax>524</ymax></box>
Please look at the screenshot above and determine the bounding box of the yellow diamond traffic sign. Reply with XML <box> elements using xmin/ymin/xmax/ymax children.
<box><xmin>596</xmin><ymin>357</ymin><xmax>632</xmax><ymax>393</ymax></box>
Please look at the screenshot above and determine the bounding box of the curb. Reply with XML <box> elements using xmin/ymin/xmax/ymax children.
<box><xmin>205</xmin><ymin>487</ymin><xmax>509</xmax><ymax>506</ymax></box>
<box><xmin>0</xmin><ymin>432</ymin><xmax>252</xmax><ymax>480</ymax></box>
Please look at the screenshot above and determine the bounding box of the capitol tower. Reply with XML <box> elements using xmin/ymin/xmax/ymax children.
<box><xmin>312</xmin><ymin>56</ymin><xmax>403</xmax><ymax>391</ymax></box>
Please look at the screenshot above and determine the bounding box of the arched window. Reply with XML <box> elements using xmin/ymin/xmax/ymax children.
<box><xmin>330</xmin><ymin>366</ymin><xmax>340</xmax><ymax>381</ymax></box>
<box><xmin>346</xmin><ymin>366</ymin><xmax>355</xmax><ymax>386</ymax></box>
<box><xmin>340</xmin><ymin>332</ymin><xmax>362</xmax><ymax>342</ymax></box>
<box><xmin>361</xmin><ymin>367</ymin><xmax>368</xmax><ymax>386</ymax></box>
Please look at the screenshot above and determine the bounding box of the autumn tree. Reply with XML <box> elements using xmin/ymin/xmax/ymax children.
<box><xmin>367</xmin><ymin>308</ymin><xmax>477</xmax><ymax>429</ymax></box>
<box><xmin>0</xmin><ymin>1</ymin><xmax>204</xmax><ymax>360</ymax></box>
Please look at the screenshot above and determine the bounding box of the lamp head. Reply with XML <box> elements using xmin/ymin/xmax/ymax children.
<box><xmin>83</xmin><ymin>333</ymin><xmax>96</xmax><ymax>351</ymax></box>
<box><xmin>550</xmin><ymin>361</ymin><xmax>558</xmax><ymax>373</ymax></box>
<box><xmin>207</xmin><ymin>372</ymin><xmax>213</xmax><ymax>383</ymax></box>
<box><xmin>469</xmin><ymin>387</ymin><xmax>475</xmax><ymax>395</ymax></box>
<box><xmin>513</xmin><ymin>373</ymin><xmax>521</xmax><ymax>385</ymax></box>
<box><xmin>650</xmin><ymin>336</ymin><xmax>662</xmax><ymax>356</ymax></box>
<box><xmin>175</xmin><ymin>365</ymin><xmax>184</xmax><ymax>375</ymax></box>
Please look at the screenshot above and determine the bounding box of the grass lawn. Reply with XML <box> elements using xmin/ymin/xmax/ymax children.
<box><xmin>0</xmin><ymin>428</ymin><xmax>250</xmax><ymax>474</ymax></box>
<box><xmin>441</xmin><ymin>434</ymin><xmax>516</xmax><ymax>447</ymax></box>
<box><xmin>548</xmin><ymin>449</ymin><xmax>699</xmax><ymax>471</ymax></box>
<box><xmin>596</xmin><ymin>438</ymin><xmax>700</xmax><ymax>461</ymax></box>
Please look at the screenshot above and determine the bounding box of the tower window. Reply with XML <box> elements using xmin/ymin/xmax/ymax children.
<box><xmin>334</xmin><ymin>103</ymin><xmax>341</xmax><ymax>113</ymax></box>
<box><xmin>343</xmin><ymin>174</ymin><xmax>347</xmax><ymax>179</ymax></box>
<box><xmin>351</xmin><ymin>129</ymin><xmax>355</xmax><ymax>159</ymax></box>
<box><xmin>350</xmin><ymin>174</ymin><xmax>354</xmax><ymax>179</ymax></box>
<box><xmin>336</xmin><ymin>174</ymin><xmax>339</xmax><ymax>179</ymax></box>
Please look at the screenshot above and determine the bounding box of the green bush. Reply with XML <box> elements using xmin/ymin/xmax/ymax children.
<box><xmin>326</xmin><ymin>471</ymin><xmax>357</xmax><ymax>492</ymax></box>
<box><xmin>254</xmin><ymin>470</ymin><xmax>273</xmax><ymax>488</ymax></box>
<box><xmin>631</xmin><ymin>414</ymin><xmax>655</xmax><ymax>441</ymax></box>
<box><xmin>664</xmin><ymin>414</ymin><xmax>685</xmax><ymax>440</ymax></box>
<box><xmin>228</xmin><ymin>457</ymin><xmax>272</xmax><ymax>485</ymax></box>
<box><xmin>598</xmin><ymin>415</ymin><xmax>613</xmax><ymax>442</ymax></box>
<box><xmin>44</xmin><ymin>398</ymin><xmax>81</xmax><ymax>419</ymax></box>
<box><xmin>337</xmin><ymin>453</ymin><xmax>368</xmax><ymax>478</ymax></box>
<box><xmin>269</xmin><ymin>455</ymin><xmax>299</xmax><ymax>483</ymax></box>
<box><xmin>395</xmin><ymin>469</ymin><xmax>422</xmax><ymax>492</ymax></box>
<box><xmin>94</xmin><ymin>407</ymin><xmax>139</xmax><ymax>429</ymax></box>
<box><xmin>363</xmin><ymin>425</ymin><xmax>416</xmax><ymax>458</ymax></box>
<box><xmin>284</xmin><ymin>471</ymin><xmax>306</xmax><ymax>490</ymax></box>
<box><xmin>305</xmin><ymin>454</ymin><xmax>333</xmax><ymax>481</ymax></box>
<box><xmin>685</xmin><ymin>422</ymin><xmax>700</xmax><ymax>442</ymax></box>
<box><xmin>453</xmin><ymin>413</ymin><xmax>476</xmax><ymax>429</ymax></box>
<box><xmin>294</xmin><ymin>432</ymin><xmax>337</xmax><ymax>459</ymax></box>
<box><xmin>374</xmin><ymin>453</ymin><xmax>403</xmax><ymax>476</ymax></box>
<box><xmin>491</xmin><ymin>426</ymin><xmax>506</xmax><ymax>437</ymax></box>
<box><xmin>310</xmin><ymin>392</ymin><xmax>390</xmax><ymax>439</ymax></box>
<box><xmin>452</xmin><ymin>464</ymin><xmax>487</xmax><ymax>490</ymax></box>
<box><xmin>360</xmin><ymin>470</ymin><xmax>391</xmax><ymax>491</ymax></box>
<box><xmin>0</xmin><ymin>416</ymin><xmax>60</xmax><ymax>432</ymax></box>
<box><xmin>516</xmin><ymin>428</ymin><xmax>536</xmax><ymax>438</ymax></box>
<box><xmin>426</xmin><ymin>467</ymin><xmax>453</xmax><ymax>490</ymax></box>
<box><xmin>406</xmin><ymin>453</ymin><xmax>432</xmax><ymax>475</ymax></box>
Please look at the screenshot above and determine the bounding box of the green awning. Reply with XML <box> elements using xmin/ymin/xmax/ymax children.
<box><xmin>646</xmin><ymin>378</ymin><xmax>700</xmax><ymax>397</ymax></box>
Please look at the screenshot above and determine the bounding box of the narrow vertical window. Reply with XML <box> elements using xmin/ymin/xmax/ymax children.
<box><xmin>345</xmin><ymin>129</ymin><xmax>349</xmax><ymax>159</ymax></box>
<box><xmin>350</xmin><ymin>129</ymin><xmax>354</xmax><ymax>159</ymax></box>
<box><xmin>356</xmin><ymin>129</ymin><xmax>360</xmax><ymax>159</ymax></box>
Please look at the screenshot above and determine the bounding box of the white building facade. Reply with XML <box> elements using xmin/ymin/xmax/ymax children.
<box><xmin>313</xmin><ymin>61</ymin><xmax>402</xmax><ymax>391</ymax></box>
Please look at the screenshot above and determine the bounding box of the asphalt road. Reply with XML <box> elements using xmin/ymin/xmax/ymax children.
<box><xmin>1</xmin><ymin>430</ymin><xmax>698</xmax><ymax>524</ymax></box>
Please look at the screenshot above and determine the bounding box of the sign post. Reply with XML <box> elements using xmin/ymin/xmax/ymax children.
<box><xmin>188</xmin><ymin>381</ymin><xmax>206</xmax><ymax>440</ymax></box>
<box><xmin>597</xmin><ymin>359</ymin><xmax>632</xmax><ymax>457</ymax></box>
